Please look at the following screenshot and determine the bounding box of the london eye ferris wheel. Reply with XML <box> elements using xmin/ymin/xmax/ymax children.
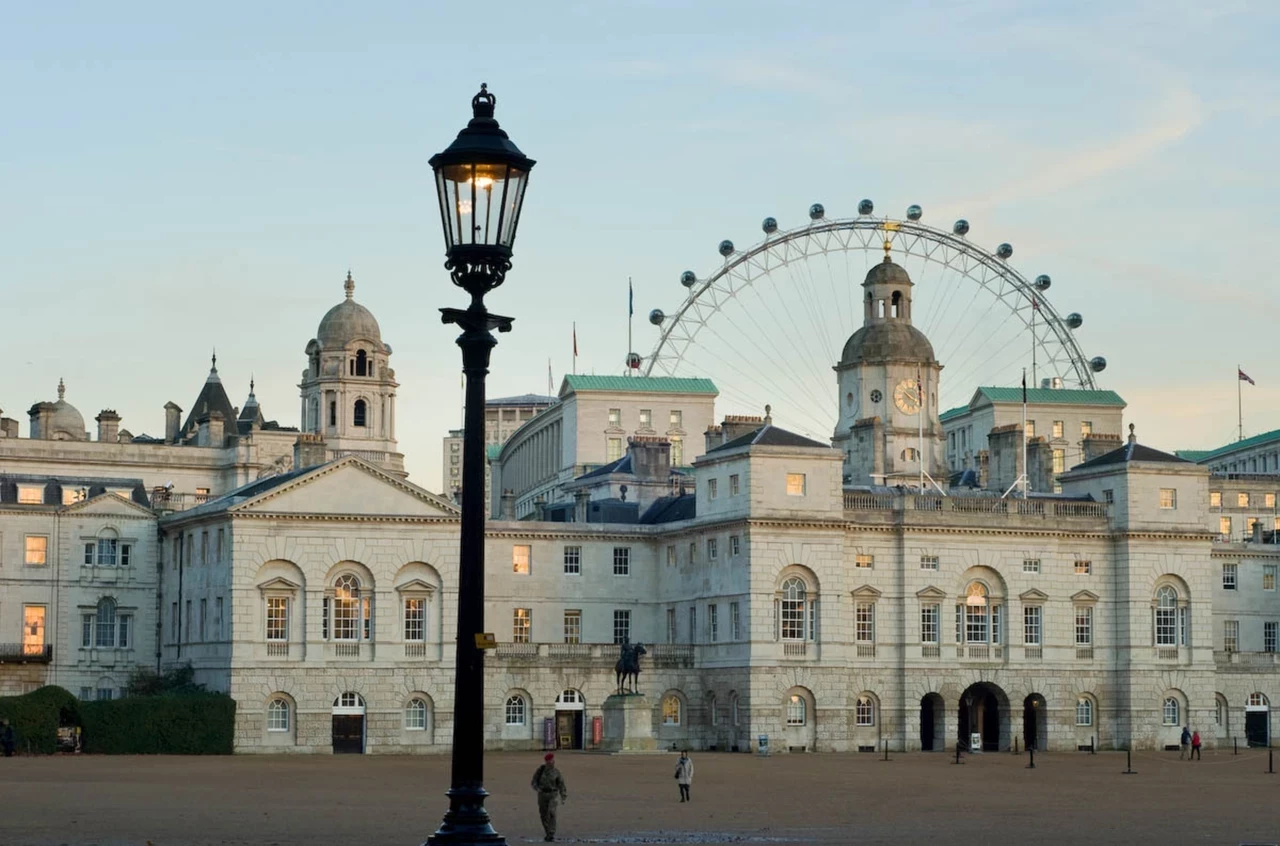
<box><xmin>640</xmin><ymin>201</ymin><xmax>1107</xmax><ymax>441</ymax></box>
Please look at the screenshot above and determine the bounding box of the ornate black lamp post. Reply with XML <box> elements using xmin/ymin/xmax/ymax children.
<box><xmin>426</xmin><ymin>84</ymin><xmax>535</xmax><ymax>846</ymax></box>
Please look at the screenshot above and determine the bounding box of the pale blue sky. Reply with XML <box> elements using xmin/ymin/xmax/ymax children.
<box><xmin>3</xmin><ymin>1</ymin><xmax>1278</xmax><ymax>487</ymax></box>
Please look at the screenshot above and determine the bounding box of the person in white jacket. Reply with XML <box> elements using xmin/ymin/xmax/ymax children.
<box><xmin>674</xmin><ymin>751</ymin><xmax>694</xmax><ymax>802</ymax></box>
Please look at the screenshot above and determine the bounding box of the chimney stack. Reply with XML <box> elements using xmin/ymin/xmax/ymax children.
<box><xmin>198</xmin><ymin>411</ymin><xmax>225</xmax><ymax>448</ymax></box>
<box><xmin>164</xmin><ymin>402</ymin><xmax>182</xmax><ymax>444</ymax></box>
<box><xmin>293</xmin><ymin>433</ymin><xmax>327</xmax><ymax>470</ymax></box>
<box><xmin>574</xmin><ymin>489</ymin><xmax>591</xmax><ymax>523</ymax></box>
<box><xmin>628</xmin><ymin>437</ymin><xmax>672</xmax><ymax>481</ymax></box>
<box><xmin>500</xmin><ymin>489</ymin><xmax>516</xmax><ymax>520</ymax></box>
<box><xmin>96</xmin><ymin>409</ymin><xmax>121</xmax><ymax>444</ymax></box>
<box><xmin>28</xmin><ymin>402</ymin><xmax>55</xmax><ymax>440</ymax></box>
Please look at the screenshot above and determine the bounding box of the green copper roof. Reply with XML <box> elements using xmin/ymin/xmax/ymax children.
<box><xmin>973</xmin><ymin>387</ymin><xmax>1126</xmax><ymax>407</ymax></box>
<box><xmin>939</xmin><ymin>405</ymin><xmax>968</xmax><ymax>423</ymax></box>
<box><xmin>1175</xmin><ymin>449</ymin><xmax>1213</xmax><ymax>462</ymax></box>
<box><xmin>486</xmin><ymin>444</ymin><xmax>502</xmax><ymax>461</ymax></box>
<box><xmin>1188</xmin><ymin>428</ymin><xmax>1280</xmax><ymax>463</ymax></box>
<box><xmin>562</xmin><ymin>375</ymin><xmax>719</xmax><ymax>395</ymax></box>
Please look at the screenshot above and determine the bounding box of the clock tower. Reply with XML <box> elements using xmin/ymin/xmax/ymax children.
<box><xmin>832</xmin><ymin>254</ymin><xmax>947</xmax><ymax>487</ymax></box>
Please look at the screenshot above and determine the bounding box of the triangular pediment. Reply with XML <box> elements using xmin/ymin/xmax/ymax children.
<box><xmin>1071</xmin><ymin>589</ymin><xmax>1100</xmax><ymax>604</ymax></box>
<box><xmin>852</xmin><ymin>584</ymin><xmax>883</xmax><ymax>599</ymax></box>
<box><xmin>257</xmin><ymin>576</ymin><xmax>301</xmax><ymax>591</ymax></box>
<box><xmin>233</xmin><ymin>457</ymin><xmax>459</xmax><ymax>518</ymax></box>
<box><xmin>65</xmin><ymin>493</ymin><xmax>155</xmax><ymax>519</ymax></box>
<box><xmin>916</xmin><ymin>585</ymin><xmax>947</xmax><ymax>600</ymax></box>
<box><xmin>395</xmin><ymin>578</ymin><xmax>437</xmax><ymax>594</ymax></box>
<box><xmin>1020</xmin><ymin>588</ymin><xmax>1050</xmax><ymax>602</ymax></box>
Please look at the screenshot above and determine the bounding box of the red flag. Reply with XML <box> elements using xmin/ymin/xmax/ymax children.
<box><xmin>1239</xmin><ymin>369</ymin><xmax>1256</xmax><ymax>386</ymax></box>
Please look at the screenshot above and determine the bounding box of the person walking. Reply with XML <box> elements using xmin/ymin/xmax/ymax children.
<box><xmin>1179</xmin><ymin>726</ymin><xmax>1191</xmax><ymax>760</ymax></box>
<box><xmin>531</xmin><ymin>752</ymin><xmax>567</xmax><ymax>842</ymax></box>
<box><xmin>674</xmin><ymin>750</ymin><xmax>694</xmax><ymax>802</ymax></box>
<box><xmin>1</xmin><ymin>719</ymin><xmax>14</xmax><ymax>758</ymax></box>
<box><xmin>1191</xmin><ymin>730</ymin><xmax>1202</xmax><ymax>760</ymax></box>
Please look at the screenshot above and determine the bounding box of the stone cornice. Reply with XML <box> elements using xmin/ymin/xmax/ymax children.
<box><xmin>230</xmin><ymin>511</ymin><xmax>459</xmax><ymax>526</ymax></box>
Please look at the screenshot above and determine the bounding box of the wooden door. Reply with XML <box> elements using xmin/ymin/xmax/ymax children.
<box><xmin>332</xmin><ymin>715</ymin><xmax>364</xmax><ymax>753</ymax></box>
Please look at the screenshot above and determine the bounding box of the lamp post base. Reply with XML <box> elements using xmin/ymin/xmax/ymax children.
<box><xmin>424</xmin><ymin>787</ymin><xmax>508</xmax><ymax>846</ymax></box>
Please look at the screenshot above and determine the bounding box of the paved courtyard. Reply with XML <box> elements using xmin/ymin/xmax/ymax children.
<box><xmin>2</xmin><ymin>748</ymin><xmax>1279</xmax><ymax>845</ymax></box>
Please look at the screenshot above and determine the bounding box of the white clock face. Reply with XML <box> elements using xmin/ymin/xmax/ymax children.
<box><xmin>893</xmin><ymin>379</ymin><xmax>921</xmax><ymax>415</ymax></box>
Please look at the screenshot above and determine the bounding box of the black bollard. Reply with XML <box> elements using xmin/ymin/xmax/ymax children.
<box><xmin>1123</xmin><ymin>747</ymin><xmax>1136</xmax><ymax>775</ymax></box>
<box><xmin>1235</xmin><ymin>737</ymin><xmax>1239</xmax><ymax>756</ymax></box>
<box><xmin>1091</xmin><ymin>736</ymin><xmax>1096</xmax><ymax>755</ymax></box>
<box><xmin>954</xmin><ymin>744</ymin><xmax>963</xmax><ymax>765</ymax></box>
<box><xmin>1270</xmin><ymin>749</ymin><xmax>1274</xmax><ymax>775</ymax></box>
<box><xmin>1014</xmin><ymin>736</ymin><xmax>1019</xmax><ymax>755</ymax></box>
<box><xmin>883</xmin><ymin>740</ymin><xmax>889</xmax><ymax>761</ymax></box>
<box><xmin>1026</xmin><ymin>747</ymin><xmax>1035</xmax><ymax>769</ymax></box>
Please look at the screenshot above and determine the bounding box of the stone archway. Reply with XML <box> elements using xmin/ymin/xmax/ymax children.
<box><xmin>1023</xmin><ymin>693</ymin><xmax>1047</xmax><ymax>751</ymax></box>
<box><xmin>958</xmin><ymin>682</ymin><xmax>1009</xmax><ymax>752</ymax></box>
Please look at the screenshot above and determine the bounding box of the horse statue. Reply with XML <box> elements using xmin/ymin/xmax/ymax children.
<box><xmin>614</xmin><ymin>641</ymin><xmax>647</xmax><ymax>695</ymax></box>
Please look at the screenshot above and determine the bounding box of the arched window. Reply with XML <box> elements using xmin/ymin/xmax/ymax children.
<box><xmin>353</xmin><ymin>399</ymin><xmax>367</xmax><ymax>428</ymax></box>
<box><xmin>1076</xmin><ymin>697</ymin><xmax>1093</xmax><ymax>726</ymax></box>
<box><xmin>965</xmin><ymin>582</ymin><xmax>989</xmax><ymax>643</ymax></box>
<box><xmin>890</xmin><ymin>290</ymin><xmax>901</xmax><ymax>318</ymax></box>
<box><xmin>505</xmin><ymin>695</ymin><xmax>526</xmax><ymax>725</ymax></box>
<box><xmin>355</xmin><ymin>349</ymin><xmax>368</xmax><ymax>377</ymax></box>
<box><xmin>332</xmin><ymin>574</ymin><xmax>361</xmax><ymax>641</ymax></box>
<box><xmin>662</xmin><ymin>694</ymin><xmax>682</xmax><ymax>726</ymax></box>
<box><xmin>855</xmin><ymin>696</ymin><xmax>875</xmax><ymax>726</ymax></box>
<box><xmin>406</xmin><ymin>698</ymin><xmax>428</xmax><ymax>730</ymax></box>
<box><xmin>334</xmin><ymin>692</ymin><xmax>365</xmax><ymax>709</ymax></box>
<box><xmin>786</xmin><ymin>694</ymin><xmax>806</xmax><ymax>726</ymax></box>
<box><xmin>708</xmin><ymin>694</ymin><xmax>718</xmax><ymax>726</ymax></box>
<box><xmin>780</xmin><ymin>577</ymin><xmax>808</xmax><ymax>641</ymax></box>
<box><xmin>1163</xmin><ymin>697</ymin><xmax>1180</xmax><ymax>726</ymax></box>
<box><xmin>267</xmin><ymin>698</ymin><xmax>290</xmax><ymax>732</ymax></box>
<box><xmin>1248</xmin><ymin>692</ymin><xmax>1269</xmax><ymax>709</ymax></box>
<box><xmin>1155</xmin><ymin>586</ymin><xmax>1177</xmax><ymax>646</ymax></box>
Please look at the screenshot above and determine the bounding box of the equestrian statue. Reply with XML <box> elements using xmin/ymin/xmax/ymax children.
<box><xmin>614</xmin><ymin>640</ymin><xmax>647</xmax><ymax>695</ymax></box>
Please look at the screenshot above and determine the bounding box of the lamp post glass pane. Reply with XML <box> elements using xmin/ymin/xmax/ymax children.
<box><xmin>436</xmin><ymin>163</ymin><xmax>528</xmax><ymax>250</ymax></box>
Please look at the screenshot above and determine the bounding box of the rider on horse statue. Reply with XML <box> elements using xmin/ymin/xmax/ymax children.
<box><xmin>614</xmin><ymin>639</ymin><xmax>647</xmax><ymax>695</ymax></box>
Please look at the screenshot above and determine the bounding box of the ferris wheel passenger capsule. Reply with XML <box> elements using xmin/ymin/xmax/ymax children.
<box><xmin>1090</xmin><ymin>356</ymin><xmax>1107</xmax><ymax>373</ymax></box>
<box><xmin>953</xmin><ymin>219</ymin><xmax>970</xmax><ymax>236</ymax></box>
<box><xmin>906</xmin><ymin>204</ymin><xmax>923</xmax><ymax>221</ymax></box>
<box><xmin>648</xmin><ymin>308</ymin><xmax>665</xmax><ymax>326</ymax></box>
<box><xmin>1066</xmin><ymin>312</ymin><xmax>1083</xmax><ymax>329</ymax></box>
<box><xmin>808</xmin><ymin>203</ymin><xmax>825</xmax><ymax>220</ymax></box>
<box><xmin>680</xmin><ymin>270</ymin><xmax>697</xmax><ymax>287</ymax></box>
<box><xmin>1034</xmin><ymin>274</ymin><xmax>1051</xmax><ymax>291</ymax></box>
<box><xmin>858</xmin><ymin>199</ymin><xmax>874</xmax><ymax>216</ymax></box>
<box><xmin>626</xmin><ymin>352</ymin><xmax>642</xmax><ymax>370</ymax></box>
<box><xmin>997</xmin><ymin>243</ymin><xmax>1013</xmax><ymax>260</ymax></box>
<box><xmin>718</xmin><ymin>240</ymin><xmax>735</xmax><ymax>257</ymax></box>
<box><xmin>762</xmin><ymin>217</ymin><xmax>778</xmax><ymax>234</ymax></box>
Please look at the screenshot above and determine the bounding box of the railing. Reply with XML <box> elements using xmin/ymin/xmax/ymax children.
<box><xmin>1024</xmin><ymin>646</ymin><xmax>1042</xmax><ymax>659</ymax></box>
<box><xmin>149</xmin><ymin>491</ymin><xmax>212</xmax><ymax>512</ymax></box>
<box><xmin>856</xmin><ymin>644</ymin><xmax>876</xmax><ymax>658</ymax></box>
<box><xmin>331</xmin><ymin>642</ymin><xmax>361</xmax><ymax>658</ymax></box>
<box><xmin>843</xmin><ymin>492</ymin><xmax>895</xmax><ymax>511</ymax></box>
<box><xmin>967</xmin><ymin>645</ymin><xmax>989</xmax><ymax>659</ymax></box>
<box><xmin>1053</xmin><ymin>502</ymin><xmax>1109</xmax><ymax>517</ymax></box>
<box><xmin>266</xmin><ymin>642</ymin><xmax>290</xmax><ymax>657</ymax></box>
<box><xmin>495</xmin><ymin>642</ymin><xmax>538</xmax><ymax>658</ymax></box>
<box><xmin>547</xmin><ymin>643</ymin><xmax>592</xmax><ymax>658</ymax></box>
<box><xmin>403</xmin><ymin>642</ymin><xmax>428</xmax><ymax>658</ymax></box>
<box><xmin>951</xmin><ymin>498</ymin><xmax>1008</xmax><ymax>514</ymax></box>
<box><xmin>327</xmin><ymin>449</ymin><xmax>394</xmax><ymax>464</ymax></box>
<box><xmin>1015</xmin><ymin>500</ymin><xmax>1045</xmax><ymax>516</ymax></box>
<box><xmin>1216</xmin><ymin>650</ymin><xmax>1280</xmax><ymax>666</ymax></box>
<box><xmin>0</xmin><ymin>644</ymin><xmax>53</xmax><ymax>663</ymax></box>
<box><xmin>782</xmin><ymin>642</ymin><xmax>808</xmax><ymax>658</ymax></box>
<box><xmin>921</xmin><ymin>645</ymin><xmax>941</xmax><ymax>658</ymax></box>
<box><xmin>1155</xmin><ymin>647</ymin><xmax>1179</xmax><ymax>660</ymax></box>
<box><xmin>649</xmin><ymin>644</ymin><xmax>694</xmax><ymax>667</ymax></box>
<box><xmin>913</xmin><ymin>496</ymin><xmax>944</xmax><ymax>512</ymax></box>
<box><xmin>1076</xmin><ymin>647</ymin><xmax>1094</xmax><ymax>660</ymax></box>
<box><xmin>842</xmin><ymin>494</ymin><xmax>1108</xmax><ymax>520</ymax></box>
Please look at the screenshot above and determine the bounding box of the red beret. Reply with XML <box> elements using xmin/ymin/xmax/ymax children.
<box><xmin>544</xmin><ymin>753</ymin><xmax>554</xmax><ymax>761</ymax></box>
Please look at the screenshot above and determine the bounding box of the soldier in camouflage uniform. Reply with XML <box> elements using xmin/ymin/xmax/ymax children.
<box><xmin>531</xmin><ymin>752</ymin><xmax>568</xmax><ymax>842</ymax></box>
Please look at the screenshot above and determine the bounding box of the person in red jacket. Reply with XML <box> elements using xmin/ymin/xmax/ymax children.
<box><xmin>1190</xmin><ymin>730</ymin><xmax>1202</xmax><ymax>760</ymax></box>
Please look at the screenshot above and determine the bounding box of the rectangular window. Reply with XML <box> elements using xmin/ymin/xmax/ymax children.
<box><xmin>1265</xmin><ymin>564</ymin><xmax>1277</xmax><ymax>591</ymax></box>
<box><xmin>199</xmin><ymin>598</ymin><xmax>207</xmax><ymax>641</ymax></box>
<box><xmin>403</xmin><ymin>598</ymin><xmax>424</xmax><ymax>642</ymax></box>
<box><xmin>1210</xmin><ymin>491</ymin><xmax>1222</xmax><ymax>508</ymax></box>
<box><xmin>1265</xmin><ymin>621</ymin><xmax>1278</xmax><ymax>654</ymax></box>
<box><xmin>1159</xmin><ymin>488</ymin><xmax>1177</xmax><ymax>510</ymax></box>
<box><xmin>1052</xmin><ymin>420</ymin><xmax>1064</xmax><ymax>439</ymax></box>
<box><xmin>1221</xmin><ymin>516</ymin><xmax>1233</xmax><ymax>537</ymax></box>
<box><xmin>669</xmin><ymin>409</ymin><xmax>682</xmax><ymax>428</ymax></box>
<box><xmin>689</xmin><ymin>542</ymin><xmax>696</xmax><ymax>562</ymax></box>
<box><xmin>613</xmin><ymin>609</ymin><xmax>631</xmax><ymax>644</ymax></box>
<box><xmin>512</xmin><ymin>608</ymin><xmax>531</xmax><ymax>643</ymax></box>
<box><xmin>1052</xmin><ymin>449</ymin><xmax>1066</xmax><ymax>474</ymax></box>
<box><xmin>855</xmin><ymin>603</ymin><xmax>875</xmax><ymax>643</ymax></box>
<box><xmin>184</xmin><ymin>599</ymin><xmax>192</xmax><ymax>642</ymax></box>
<box><xmin>1075</xmin><ymin>606</ymin><xmax>1093</xmax><ymax>646</ymax></box>
<box><xmin>786</xmin><ymin>473</ymin><xmax>806</xmax><ymax>496</ymax></box>
<box><xmin>1239</xmin><ymin>492</ymin><xmax>1251</xmax><ymax>508</ymax></box>
<box><xmin>966</xmin><ymin>603</ymin><xmax>988</xmax><ymax>644</ymax></box>
<box><xmin>666</xmin><ymin>608</ymin><xmax>677</xmax><ymax>643</ymax></box>
<box><xmin>512</xmin><ymin>544</ymin><xmax>531</xmax><ymax>575</ymax></box>
<box><xmin>25</xmin><ymin>536</ymin><xmax>48</xmax><ymax>566</ymax></box>
<box><xmin>920</xmin><ymin>604</ymin><xmax>939</xmax><ymax>644</ymax></box>
<box><xmin>1103</xmin><ymin>489</ymin><xmax>1114</xmax><ymax>505</ymax></box>
<box><xmin>613</xmin><ymin>547</ymin><xmax>631</xmax><ymax>576</ymax></box>
<box><xmin>707</xmin><ymin>478</ymin><xmax>718</xmax><ymax>500</ymax></box>
<box><xmin>689</xmin><ymin>606</ymin><xmax>697</xmax><ymax>643</ymax></box>
<box><xmin>1075</xmin><ymin>559</ymin><xmax>1092</xmax><ymax>575</ymax></box>
<box><xmin>607</xmin><ymin>408</ymin><xmax>621</xmax><ymax>427</ymax></box>
<box><xmin>729</xmin><ymin>535</ymin><xmax>740</xmax><ymax>557</ymax></box>
<box><xmin>17</xmin><ymin>485</ymin><xmax>43</xmax><ymax>504</ymax></box>
<box><xmin>96</xmin><ymin>688</ymin><xmax>114</xmax><ymax>702</ymax></box>
<box><xmin>1024</xmin><ymin>606</ymin><xmax>1042</xmax><ymax>645</ymax></box>
<box><xmin>708</xmin><ymin>604</ymin><xmax>719</xmax><ymax>642</ymax></box>
<box><xmin>84</xmin><ymin>543</ymin><xmax>94</xmax><ymax>566</ymax></box>
<box><xmin>214</xmin><ymin>597</ymin><xmax>223</xmax><ymax>641</ymax></box>
<box><xmin>266</xmin><ymin>597</ymin><xmax>289</xmax><ymax>641</ymax></box>
<box><xmin>216</xmin><ymin>528</ymin><xmax>224</xmax><ymax>564</ymax></box>
<box><xmin>729</xmin><ymin>474</ymin><xmax>740</xmax><ymax>496</ymax></box>
<box><xmin>201</xmin><ymin>531</ymin><xmax>208</xmax><ymax>565</ymax></box>
<box><xmin>121</xmin><ymin>544</ymin><xmax>131</xmax><ymax>567</ymax></box>
<box><xmin>730</xmin><ymin>602</ymin><xmax>741</xmax><ymax>641</ymax></box>
<box><xmin>606</xmin><ymin>437</ymin><xmax>624</xmax><ymax>462</ymax></box>
<box><xmin>170</xmin><ymin>602</ymin><xmax>178</xmax><ymax>642</ymax></box>
<box><xmin>920</xmin><ymin>555</ymin><xmax>939</xmax><ymax>571</ymax></box>
<box><xmin>563</xmin><ymin>546</ymin><xmax>581</xmax><ymax>575</ymax></box>
<box><xmin>1223</xmin><ymin>563</ymin><xmax>1237</xmax><ymax>590</ymax></box>
<box><xmin>639</xmin><ymin>408</ymin><xmax>651</xmax><ymax>428</ymax></box>
<box><xmin>563</xmin><ymin>610</ymin><xmax>581</xmax><ymax>644</ymax></box>
<box><xmin>1081</xmin><ymin>420</ymin><xmax>1093</xmax><ymax>436</ymax></box>
<box><xmin>855</xmin><ymin>554</ymin><xmax>874</xmax><ymax>570</ymax></box>
<box><xmin>1224</xmin><ymin>619</ymin><xmax>1239</xmax><ymax>653</ymax></box>
<box><xmin>707</xmin><ymin>538</ymin><xmax>718</xmax><ymax>560</ymax></box>
<box><xmin>1023</xmin><ymin>558</ymin><xmax>1041</xmax><ymax>574</ymax></box>
<box><xmin>1267</xmin><ymin>493</ymin><xmax>1276</xmax><ymax>509</ymax></box>
<box><xmin>666</xmin><ymin>545</ymin><xmax>676</xmax><ymax>566</ymax></box>
<box><xmin>94</xmin><ymin>538</ymin><xmax>118</xmax><ymax>566</ymax></box>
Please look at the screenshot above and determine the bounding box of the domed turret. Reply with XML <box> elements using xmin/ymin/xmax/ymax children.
<box><xmin>30</xmin><ymin>378</ymin><xmax>88</xmax><ymax>440</ymax></box>
<box><xmin>316</xmin><ymin>272</ymin><xmax>383</xmax><ymax>350</ymax></box>
<box><xmin>838</xmin><ymin>258</ymin><xmax>936</xmax><ymax>367</ymax></box>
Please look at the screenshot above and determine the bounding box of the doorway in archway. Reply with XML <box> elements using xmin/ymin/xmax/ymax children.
<box><xmin>555</xmin><ymin>689</ymin><xmax>585</xmax><ymax>750</ymax></box>
<box><xmin>958</xmin><ymin>682</ymin><xmax>1006</xmax><ymax>752</ymax></box>
<box><xmin>920</xmin><ymin>693</ymin><xmax>945</xmax><ymax>751</ymax></box>
<box><xmin>1246</xmin><ymin>693</ymin><xmax>1270</xmax><ymax>748</ymax></box>
<box><xmin>331</xmin><ymin>692</ymin><xmax>366</xmax><ymax>754</ymax></box>
<box><xmin>1023</xmin><ymin>694</ymin><xmax>1047</xmax><ymax>751</ymax></box>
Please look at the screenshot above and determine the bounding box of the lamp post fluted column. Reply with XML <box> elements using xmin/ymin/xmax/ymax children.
<box><xmin>425</xmin><ymin>84</ymin><xmax>535</xmax><ymax>846</ymax></box>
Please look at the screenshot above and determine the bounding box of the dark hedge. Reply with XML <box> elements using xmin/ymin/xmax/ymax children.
<box><xmin>79</xmin><ymin>694</ymin><xmax>235</xmax><ymax>754</ymax></box>
<box><xmin>0</xmin><ymin>686</ymin><xmax>79</xmax><ymax>754</ymax></box>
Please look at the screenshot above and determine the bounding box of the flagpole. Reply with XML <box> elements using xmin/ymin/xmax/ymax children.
<box><xmin>1031</xmin><ymin>299</ymin><xmax>1037</xmax><ymax>387</ymax></box>
<box><xmin>573</xmin><ymin>322</ymin><xmax>578</xmax><ymax>376</ymax></box>
<box><xmin>1238</xmin><ymin>364</ymin><xmax>1243</xmax><ymax>442</ymax></box>
<box><xmin>627</xmin><ymin>277</ymin><xmax>633</xmax><ymax>378</ymax></box>
<box><xmin>918</xmin><ymin>367</ymin><xmax>924</xmax><ymax>493</ymax></box>
<box><xmin>1022</xmin><ymin>368</ymin><xmax>1029</xmax><ymax>497</ymax></box>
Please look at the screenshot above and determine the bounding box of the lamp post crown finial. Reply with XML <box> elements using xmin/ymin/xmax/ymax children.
<box><xmin>472</xmin><ymin>83</ymin><xmax>495</xmax><ymax>119</ymax></box>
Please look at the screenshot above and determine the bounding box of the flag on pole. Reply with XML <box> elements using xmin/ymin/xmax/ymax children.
<box><xmin>1239</xmin><ymin>368</ymin><xmax>1256</xmax><ymax>386</ymax></box>
<box><xmin>628</xmin><ymin>279</ymin><xmax>634</xmax><ymax>317</ymax></box>
<box><xmin>1022</xmin><ymin>370</ymin><xmax>1027</xmax><ymax>403</ymax></box>
<box><xmin>573</xmin><ymin>323</ymin><xmax>578</xmax><ymax>358</ymax></box>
